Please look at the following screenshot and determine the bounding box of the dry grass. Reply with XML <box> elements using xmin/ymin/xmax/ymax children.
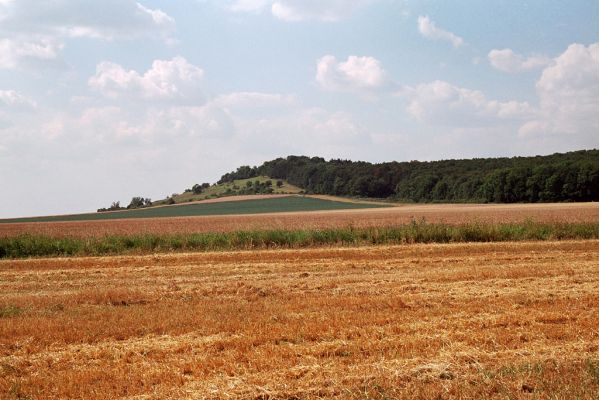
<box><xmin>2</xmin><ymin>202</ymin><xmax>599</xmax><ymax>238</ymax></box>
<box><xmin>1</xmin><ymin>240</ymin><xmax>598</xmax><ymax>399</ymax></box>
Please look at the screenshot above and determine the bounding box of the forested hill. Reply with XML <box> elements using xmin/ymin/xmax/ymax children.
<box><xmin>218</xmin><ymin>150</ymin><xmax>599</xmax><ymax>203</ymax></box>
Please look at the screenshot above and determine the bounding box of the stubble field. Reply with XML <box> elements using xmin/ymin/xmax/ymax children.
<box><xmin>1</xmin><ymin>240</ymin><xmax>598</xmax><ymax>399</ymax></box>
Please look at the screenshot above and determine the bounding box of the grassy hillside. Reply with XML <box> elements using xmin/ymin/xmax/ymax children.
<box><xmin>0</xmin><ymin>196</ymin><xmax>385</xmax><ymax>224</ymax></box>
<box><xmin>153</xmin><ymin>176</ymin><xmax>302</xmax><ymax>206</ymax></box>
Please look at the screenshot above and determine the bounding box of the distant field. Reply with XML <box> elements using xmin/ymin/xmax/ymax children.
<box><xmin>0</xmin><ymin>196</ymin><xmax>384</xmax><ymax>224</ymax></box>
<box><xmin>1</xmin><ymin>241</ymin><xmax>597</xmax><ymax>399</ymax></box>
<box><xmin>2</xmin><ymin>202</ymin><xmax>598</xmax><ymax>239</ymax></box>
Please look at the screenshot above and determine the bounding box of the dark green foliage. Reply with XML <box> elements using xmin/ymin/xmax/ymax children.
<box><xmin>192</xmin><ymin>184</ymin><xmax>203</xmax><ymax>194</ymax></box>
<box><xmin>2</xmin><ymin>220</ymin><xmax>599</xmax><ymax>259</ymax></box>
<box><xmin>191</xmin><ymin>182</ymin><xmax>211</xmax><ymax>194</ymax></box>
<box><xmin>127</xmin><ymin>197</ymin><xmax>152</xmax><ymax>209</ymax></box>
<box><xmin>97</xmin><ymin>201</ymin><xmax>124</xmax><ymax>213</ymax></box>
<box><xmin>218</xmin><ymin>165</ymin><xmax>259</xmax><ymax>183</ymax></box>
<box><xmin>218</xmin><ymin>150</ymin><xmax>599</xmax><ymax>203</ymax></box>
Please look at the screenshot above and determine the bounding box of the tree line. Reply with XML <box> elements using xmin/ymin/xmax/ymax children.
<box><xmin>97</xmin><ymin>197</ymin><xmax>152</xmax><ymax>212</ymax></box>
<box><xmin>218</xmin><ymin>149</ymin><xmax>599</xmax><ymax>203</ymax></box>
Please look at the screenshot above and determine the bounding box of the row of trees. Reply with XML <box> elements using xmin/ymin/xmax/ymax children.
<box><xmin>187</xmin><ymin>182</ymin><xmax>211</xmax><ymax>195</ymax></box>
<box><xmin>223</xmin><ymin>179</ymin><xmax>281</xmax><ymax>196</ymax></box>
<box><xmin>97</xmin><ymin>197</ymin><xmax>152</xmax><ymax>212</ymax></box>
<box><xmin>218</xmin><ymin>150</ymin><xmax>599</xmax><ymax>203</ymax></box>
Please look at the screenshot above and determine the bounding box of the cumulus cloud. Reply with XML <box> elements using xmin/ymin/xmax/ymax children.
<box><xmin>405</xmin><ymin>80</ymin><xmax>532</xmax><ymax>126</ymax></box>
<box><xmin>89</xmin><ymin>57</ymin><xmax>205</xmax><ymax>100</ymax></box>
<box><xmin>0</xmin><ymin>1</ymin><xmax>173</xmax><ymax>40</ymax></box>
<box><xmin>294</xmin><ymin>108</ymin><xmax>362</xmax><ymax>142</ymax></box>
<box><xmin>37</xmin><ymin>103</ymin><xmax>235</xmax><ymax>148</ymax></box>
<box><xmin>519</xmin><ymin>43</ymin><xmax>599</xmax><ymax>138</ymax></box>
<box><xmin>0</xmin><ymin>37</ymin><xmax>62</xmax><ymax>69</ymax></box>
<box><xmin>229</xmin><ymin>0</ymin><xmax>374</xmax><ymax>21</ymax></box>
<box><xmin>0</xmin><ymin>90</ymin><xmax>36</xmax><ymax>108</ymax></box>
<box><xmin>488</xmin><ymin>48</ymin><xmax>551</xmax><ymax>73</ymax></box>
<box><xmin>417</xmin><ymin>16</ymin><xmax>464</xmax><ymax>48</ymax></box>
<box><xmin>34</xmin><ymin>89</ymin><xmax>303</xmax><ymax>146</ymax></box>
<box><xmin>316</xmin><ymin>55</ymin><xmax>390</xmax><ymax>92</ymax></box>
<box><xmin>0</xmin><ymin>1</ymin><xmax>174</xmax><ymax>69</ymax></box>
<box><xmin>232</xmin><ymin>106</ymin><xmax>368</xmax><ymax>160</ymax></box>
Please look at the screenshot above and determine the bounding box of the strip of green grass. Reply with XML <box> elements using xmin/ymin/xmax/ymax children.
<box><xmin>2</xmin><ymin>220</ymin><xmax>599</xmax><ymax>259</ymax></box>
<box><xmin>0</xmin><ymin>196</ymin><xmax>384</xmax><ymax>223</ymax></box>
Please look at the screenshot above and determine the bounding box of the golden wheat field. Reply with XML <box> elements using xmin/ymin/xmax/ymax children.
<box><xmin>2</xmin><ymin>202</ymin><xmax>599</xmax><ymax>238</ymax></box>
<box><xmin>1</xmin><ymin>240</ymin><xmax>598</xmax><ymax>399</ymax></box>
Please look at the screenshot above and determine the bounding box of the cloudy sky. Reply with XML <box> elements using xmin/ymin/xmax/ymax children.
<box><xmin>1</xmin><ymin>0</ymin><xmax>598</xmax><ymax>217</ymax></box>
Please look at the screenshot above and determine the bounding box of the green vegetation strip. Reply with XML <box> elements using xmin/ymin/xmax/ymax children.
<box><xmin>2</xmin><ymin>220</ymin><xmax>599</xmax><ymax>259</ymax></box>
<box><xmin>0</xmin><ymin>196</ymin><xmax>384</xmax><ymax>223</ymax></box>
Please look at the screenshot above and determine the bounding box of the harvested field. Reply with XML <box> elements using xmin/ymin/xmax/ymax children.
<box><xmin>1</xmin><ymin>202</ymin><xmax>599</xmax><ymax>238</ymax></box>
<box><xmin>1</xmin><ymin>241</ymin><xmax>598</xmax><ymax>399</ymax></box>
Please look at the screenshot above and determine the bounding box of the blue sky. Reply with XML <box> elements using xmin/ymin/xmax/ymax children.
<box><xmin>0</xmin><ymin>0</ymin><xmax>598</xmax><ymax>217</ymax></box>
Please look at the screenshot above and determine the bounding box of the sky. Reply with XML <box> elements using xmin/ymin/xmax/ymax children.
<box><xmin>1</xmin><ymin>0</ymin><xmax>598</xmax><ymax>217</ymax></box>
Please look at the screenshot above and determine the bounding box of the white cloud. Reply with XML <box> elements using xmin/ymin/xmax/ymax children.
<box><xmin>0</xmin><ymin>1</ymin><xmax>174</xmax><ymax>69</ymax></box>
<box><xmin>42</xmin><ymin>94</ymin><xmax>364</xmax><ymax>158</ymax></box>
<box><xmin>0</xmin><ymin>90</ymin><xmax>36</xmax><ymax>108</ymax></box>
<box><xmin>213</xmin><ymin>92</ymin><xmax>296</xmax><ymax>108</ymax></box>
<box><xmin>89</xmin><ymin>57</ymin><xmax>205</xmax><ymax>100</ymax></box>
<box><xmin>37</xmin><ymin>103</ymin><xmax>235</xmax><ymax>148</ymax></box>
<box><xmin>405</xmin><ymin>80</ymin><xmax>532</xmax><ymax>126</ymax></box>
<box><xmin>272</xmin><ymin>0</ymin><xmax>373</xmax><ymax>21</ymax></box>
<box><xmin>232</xmin><ymin>106</ymin><xmax>368</xmax><ymax>160</ymax></box>
<box><xmin>408</xmin><ymin>42</ymin><xmax>598</xmax><ymax>144</ymax></box>
<box><xmin>296</xmin><ymin>108</ymin><xmax>362</xmax><ymax>142</ymax></box>
<box><xmin>0</xmin><ymin>1</ymin><xmax>174</xmax><ymax>40</ymax></box>
<box><xmin>228</xmin><ymin>0</ymin><xmax>271</xmax><ymax>13</ymax></box>
<box><xmin>228</xmin><ymin>0</ymin><xmax>374</xmax><ymax>21</ymax></box>
<box><xmin>519</xmin><ymin>43</ymin><xmax>599</xmax><ymax>138</ymax></box>
<box><xmin>417</xmin><ymin>15</ymin><xmax>464</xmax><ymax>48</ymax></box>
<box><xmin>136</xmin><ymin>3</ymin><xmax>174</xmax><ymax>29</ymax></box>
<box><xmin>0</xmin><ymin>37</ymin><xmax>62</xmax><ymax>69</ymax></box>
<box><xmin>316</xmin><ymin>55</ymin><xmax>390</xmax><ymax>92</ymax></box>
<box><xmin>488</xmin><ymin>48</ymin><xmax>551</xmax><ymax>73</ymax></box>
<box><xmin>33</xmin><ymin>90</ymin><xmax>300</xmax><ymax>146</ymax></box>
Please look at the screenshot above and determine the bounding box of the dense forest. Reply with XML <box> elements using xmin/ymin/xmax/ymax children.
<box><xmin>218</xmin><ymin>150</ymin><xmax>599</xmax><ymax>203</ymax></box>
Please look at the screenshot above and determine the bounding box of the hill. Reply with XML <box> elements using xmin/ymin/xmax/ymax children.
<box><xmin>152</xmin><ymin>176</ymin><xmax>302</xmax><ymax>206</ymax></box>
<box><xmin>0</xmin><ymin>196</ymin><xmax>386</xmax><ymax>224</ymax></box>
<box><xmin>218</xmin><ymin>149</ymin><xmax>599</xmax><ymax>203</ymax></box>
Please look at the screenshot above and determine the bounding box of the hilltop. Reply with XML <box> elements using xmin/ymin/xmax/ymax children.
<box><xmin>153</xmin><ymin>176</ymin><xmax>303</xmax><ymax>206</ymax></box>
<box><xmin>98</xmin><ymin>148</ymin><xmax>599</xmax><ymax>214</ymax></box>
<box><xmin>96</xmin><ymin>176</ymin><xmax>303</xmax><ymax>212</ymax></box>
<box><xmin>218</xmin><ymin>149</ymin><xmax>599</xmax><ymax>203</ymax></box>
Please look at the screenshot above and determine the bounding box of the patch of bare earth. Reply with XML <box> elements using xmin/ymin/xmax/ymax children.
<box><xmin>1</xmin><ymin>240</ymin><xmax>598</xmax><ymax>399</ymax></box>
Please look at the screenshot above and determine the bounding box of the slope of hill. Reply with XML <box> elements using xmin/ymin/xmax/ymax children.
<box><xmin>152</xmin><ymin>176</ymin><xmax>302</xmax><ymax>206</ymax></box>
<box><xmin>218</xmin><ymin>149</ymin><xmax>599</xmax><ymax>203</ymax></box>
<box><xmin>0</xmin><ymin>196</ymin><xmax>386</xmax><ymax>224</ymax></box>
